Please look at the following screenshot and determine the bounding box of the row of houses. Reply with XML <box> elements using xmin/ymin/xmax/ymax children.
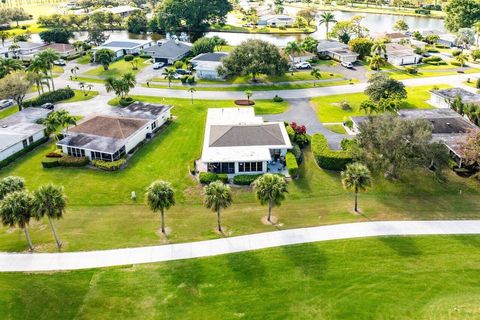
<box><xmin>0</xmin><ymin>41</ymin><xmax>77</xmax><ymax>60</ymax></box>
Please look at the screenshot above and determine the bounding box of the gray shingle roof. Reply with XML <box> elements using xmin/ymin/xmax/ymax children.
<box><xmin>209</xmin><ymin>123</ymin><xmax>286</xmax><ymax>147</ymax></box>
<box><xmin>143</xmin><ymin>40</ymin><xmax>192</xmax><ymax>59</ymax></box>
<box><xmin>57</xmin><ymin>133</ymin><xmax>125</xmax><ymax>154</ymax></box>
<box><xmin>100</xmin><ymin>41</ymin><xmax>149</xmax><ymax>49</ymax></box>
<box><xmin>68</xmin><ymin>116</ymin><xmax>148</xmax><ymax>140</ymax></box>
<box><xmin>191</xmin><ymin>52</ymin><xmax>228</xmax><ymax>63</ymax></box>
<box><xmin>111</xmin><ymin>102</ymin><xmax>172</xmax><ymax>120</ymax></box>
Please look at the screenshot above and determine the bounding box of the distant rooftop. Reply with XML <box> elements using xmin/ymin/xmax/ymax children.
<box><xmin>209</xmin><ymin>124</ymin><xmax>285</xmax><ymax>147</ymax></box>
<box><xmin>143</xmin><ymin>39</ymin><xmax>192</xmax><ymax>58</ymax></box>
<box><xmin>96</xmin><ymin>39</ymin><xmax>153</xmax><ymax>50</ymax></box>
<box><xmin>0</xmin><ymin>107</ymin><xmax>51</xmax><ymax>127</ymax></box>
<box><xmin>431</xmin><ymin>88</ymin><xmax>480</xmax><ymax>104</ymax></box>
<box><xmin>111</xmin><ymin>102</ymin><xmax>172</xmax><ymax>120</ymax></box>
<box><xmin>191</xmin><ymin>52</ymin><xmax>228</xmax><ymax>63</ymax></box>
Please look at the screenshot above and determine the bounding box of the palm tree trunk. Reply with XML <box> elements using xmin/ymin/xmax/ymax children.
<box><xmin>48</xmin><ymin>217</ymin><xmax>62</xmax><ymax>249</ymax></box>
<box><xmin>217</xmin><ymin>209</ymin><xmax>222</xmax><ymax>232</ymax></box>
<box><xmin>161</xmin><ymin>208</ymin><xmax>165</xmax><ymax>234</ymax></box>
<box><xmin>23</xmin><ymin>227</ymin><xmax>34</xmax><ymax>251</ymax></box>
<box><xmin>354</xmin><ymin>188</ymin><xmax>358</xmax><ymax>212</ymax></box>
<box><xmin>50</xmin><ymin>68</ymin><xmax>55</xmax><ymax>91</ymax></box>
<box><xmin>267</xmin><ymin>201</ymin><xmax>272</xmax><ymax>222</ymax></box>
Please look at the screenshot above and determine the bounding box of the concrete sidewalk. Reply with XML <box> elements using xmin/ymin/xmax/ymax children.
<box><xmin>1</xmin><ymin>220</ymin><xmax>479</xmax><ymax>272</ymax></box>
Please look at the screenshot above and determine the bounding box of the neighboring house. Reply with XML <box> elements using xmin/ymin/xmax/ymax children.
<box><xmin>317</xmin><ymin>40</ymin><xmax>359</xmax><ymax>63</ymax></box>
<box><xmin>40</xmin><ymin>43</ymin><xmax>76</xmax><ymax>57</ymax></box>
<box><xmin>350</xmin><ymin>109</ymin><xmax>478</xmax><ymax>167</ymax></box>
<box><xmin>375</xmin><ymin>32</ymin><xmax>409</xmax><ymax>43</ymax></box>
<box><xmin>410</xmin><ymin>39</ymin><xmax>428</xmax><ymax>50</ymax></box>
<box><xmin>57</xmin><ymin>102</ymin><xmax>172</xmax><ymax>162</ymax></box>
<box><xmin>91</xmin><ymin>39</ymin><xmax>154</xmax><ymax>60</ymax></box>
<box><xmin>0</xmin><ymin>108</ymin><xmax>51</xmax><ymax>161</ymax></box>
<box><xmin>288</xmin><ymin>51</ymin><xmax>316</xmax><ymax>63</ymax></box>
<box><xmin>190</xmin><ymin>52</ymin><xmax>228</xmax><ymax>80</ymax></box>
<box><xmin>420</xmin><ymin>30</ymin><xmax>455</xmax><ymax>47</ymax></box>
<box><xmin>257</xmin><ymin>14</ymin><xmax>294</xmax><ymax>26</ymax></box>
<box><xmin>385</xmin><ymin>43</ymin><xmax>421</xmax><ymax>66</ymax></box>
<box><xmin>0</xmin><ymin>41</ymin><xmax>47</xmax><ymax>59</ymax></box>
<box><xmin>198</xmin><ymin>107</ymin><xmax>292</xmax><ymax>177</ymax></box>
<box><xmin>143</xmin><ymin>39</ymin><xmax>192</xmax><ymax>64</ymax></box>
<box><xmin>91</xmin><ymin>5</ymin><xmax>140</xmax><ymax>18</ymax></box>
<box><xmin>429</xmin><ymin>88</ymin><xmax>480</xmax><ymax>109</ymax></box>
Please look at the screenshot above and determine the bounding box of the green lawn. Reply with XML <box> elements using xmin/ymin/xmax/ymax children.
<box><xmin>62</xmin><ymin>90</ymin><xmax>99</xmax><ymax>103</ymax></box>
<box><xmin>312</xmin><ymin>84</ymin><xmax>451</xmax><ymax>123</ymax></box>
<box><xmin>76</xmin><ymin>54</ymin><xmax>92</xmax><ymax>65</ymax></box>
<box><xmin>388</xmin><ymin>65</ymin><xmax>480</xmax><ymax>80</ymax></box>
<box><xmin>0</xmin><ymin>95</ymin><xmax>478</xmax><ymax>252</ymax></box>
<box><xmin>0</xmin><ymin>105</ymin><xmax>18</xmax><ymax>120</ymax></box>
<box><xmin>324</xmin><ymin>123</ymin><xmax>347</xmax><ymax>134</ymax></box>
<box><xmin>1</xmin><ymin>235</ymin><xmax>480</xmax><ymax>319</ymax></box>
<box><xmin>84</xmin><ymin>58</ymin><xmax>150</xmax><ymax>78</ymax></box>
<box><xmin>463</xmin><ymin>80</ymin><xmax>479</xmax><ymax>89</ymax></box>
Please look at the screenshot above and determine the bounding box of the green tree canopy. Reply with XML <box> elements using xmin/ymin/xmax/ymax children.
<box><xmin>348</xmin><ymin>38</ymin><xmax>373</xmax><ymax>59</ymax></box>
<box><xmin>39</xmin><ymin>28</ymin><xmax>74</xmax><ymax>44</ymax></box>
<box><xmin>127</xmin><ymin>11</ymin><xmax>148</xmax><ymax>34</ymax></box>
<box><xmin>444</xmin><ymin>0</ymin><xmax>480</xmax><ymax>32</ymax></box>
<box><xmin>253</xmin><ymin>173</ymin><xmax>288</xmax><ymax>223</ymax></box>
<box><xmin>0</xmin><ymin>176</ymin><xmax>25</xmax><ymax>200</ymax></box>
<box><xmin>365</xmin><ymin>73</ymin><xmax>407</xmax><ymax>102</ymax></box>
<box><xmin>341</xmin><ymin>162</ymin><xmax>371</xmax><ymax>212</ymax></box>
<box><xmin>146</xmin><ymin>180</ymin><xmax>176</xmax><ymax>235</ymax></box>
<box><xmin>203</xmin><ymin>181</ymin><xmax>232</xmax><ymax>232</ymax></box>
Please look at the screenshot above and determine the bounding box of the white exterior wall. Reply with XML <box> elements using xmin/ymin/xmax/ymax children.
<box><xmin>429</xmin><ymin>94</ymin><xmax>451</xmax><ymax>109</ymax></box>
<box><xmin>196</xmin><ymin>69</ymin><xmax>223</xmax><ymax>80</ymax></box>
<box><xmin>327</xmin><ymin>52</ymin><xmax>357</xmax><ymax>63</ymax></box>
<box><xmin>388</xmin><ymin>55</ymin><xmax>420</xmax><ymax>66</ymax></box>
<box><xmin>0</xmin><ymin>130</ymin><xmax>45</xmax><ymax>161</ymax></box>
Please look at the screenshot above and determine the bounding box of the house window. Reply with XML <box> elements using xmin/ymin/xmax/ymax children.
<box><xmin>28</xmin><ymin>136</ymin><xmax>33</xmax><ymax>144</ymax></box>
<box><xmin>238</xmin><ymin>162</ymin><xmax>263</xmax><ymax>173</ymax></box>
<box><xmin>22</xmin><ymin>139</ymin><xmax>27</xmax><ymax>148</ymax></box>
<box><xmin>67</xmin><ymin>147</ymin><xmax>85</xmax><ymax>158</ymax></box>
<box><xmin>112</xmin><ymin>146</ymin><xmax>126</xmax><ymax>161</ymax></box>
<box><xmin>151</xmin><ymin>121</ymin><xmax>157</xmax><ymax>130</ymax></box>
<box><xmin>208</xmin><ymin>162</ymin><xmax>234</xmax><ymax>174</ymax></box>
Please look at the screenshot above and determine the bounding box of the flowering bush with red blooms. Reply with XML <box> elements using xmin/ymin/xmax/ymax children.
<box><xmin>290</xmin><ymin>122</ymin><xmax>306</xmax><ymax>135</ymax></box>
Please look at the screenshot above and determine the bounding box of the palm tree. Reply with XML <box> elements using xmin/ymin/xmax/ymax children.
<box><xmin>0</xmin><ymin>57</ymin><xmax>24</xmax><ymax>78</ymax></box>
<box><xmin>42</xmin><ymin>112</ymin><xmax>62</xmax><ymax>139</ymax></box>
<box><xmin>57</xmin><ymin>110</ymin><xmax>77</xmax><ymax>133</ymax></box>
<box><xmin>0</xmin><ymin>31</ymin><xmax>10</xmax><ymax>46</ymax></box>
<box><xmin>310</xmin><ymin>67</ymin><xmax>322</xmax><ymax>86</ymax></box>
<box><xmin>318</xmin><ymin>12</ymin><xmax>336</xmax><ymax>39</ymax></box>
<box><xmin>32</xmin><ymin>184</ymin><xmax>67</xmax><ymax>250</ymax></box>
<box><xmin>341</xmin><ymin>162</ymin><xmax>371</xmax><ymax>213</ymax></box>
<box><xmin>79</xmin><ymin>82</ymin><xmax>93</xmax><ymax>96</ymax></box>
<box><xmin>253</xmin><ymin>174</ymin><xmax>288</xmax><ymax>223</ymax></box>
<box><xmin>0</xmin><ymin>176</ymin><xmax>25</xmax><ymax>200</ymax></box>
<box><xmin>188</xmin><ymin>86</ymin><xmax>196</xmax><ymax>105</ymax></box>
<box><xmin>284</xmin><ymin>41</ymin><xmax>304</xmax><ymax>60</ymax></box>
<box><xmin>0</xmin><ymin>190</ymin><xmax>35</xmax><ymax>251</ymax></box>
<box><xmin>8</xmin><ymin>44</ymin><xmax>20</xmax><ymax>59</ymax></box>
<box><xmin>359</xmin><ymin>99</ymin><xmax>378</xmax><ymax>115</ymax></box>
<box><xmin>369</xmin><ymin>54</ymin><xmax>385</xmax><ymax>71</ymax></box>
<box><xmin>245</xmin><ymin>90</ymin><xmax>253</xmax><ymax>103</ymax></box>
<box><xmin>455</xmin><ymin>53</ymin><xmax>468</xmax><ymax>72</ymax></box>
<box><xmin>122</xmin><ymin>72</ymin><xmax>136</xmax><ymax>96</ymax></box>
<box><xmin>371</xmin><ymin>39</ymin><xmax>386</xmax><ymax>56</ymax></box>
<box><xmin>146</xmin><ymin>180</ymin><xmax>175</xmax><ymax>235</ymax></box>
<box><xmin>94</xmin><ymin>49</ymin><xmax>115</xmax><ymax>70</ymax></box>
<box><xmin>70</xmin><ymin>66</ymin><xmax>79</xmax><ymax>79</ymax></box>
<box><xmin>162</xmin><ymin>68</ymin><xmax>176</xmax><ymax>88</ymax></box>
<box><xmin>37</xmin><ymin>49</ymin><xmax>60</xmax><ymax>91</ymax></box>
<box><xmin>204</xmin><ymin>181</ymin><xmax>233</xmax><ymax>233</ymax></box>
<box><xmin>28</xmin><ymin>56</ymin><xmax>48</xmax><ymax>94</ymax></box>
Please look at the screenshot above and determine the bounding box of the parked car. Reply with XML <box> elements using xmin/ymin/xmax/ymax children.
<box><xmin>422</xmin><ymin>52</ymin><xmax>431</xmax><ymax>57</ymax></box>
<box><xmin>40</xmin><ymin>103</ymin><xmax>54</xmax><ymax>110</ymax></box>
<box><xmin>175</xmin><ymin>69</ymin><xmax>191</xmax><ymax>75</ymax></box>
<box><xmin>295</xmin><ymin>61</ymin><xmax>311</xmax><ymax>69</ymax></box>
<box><xmin>0</xmin><ymin>99</ymin><xmax>14</xmax><ymax>109</ymax></box>
<box><xmin>153</xmin><ymin>62</ymin><xmax>165</xmax><ymax>70</ymax></box>
<box><xmin>53</xmin><ymin>59</ymin><xmax>66</xmax><ymax>66</ymax></box>
<box><xmin>341</xmin><ymin>61</ymin><xmax>354</xmax><ymax>68</ymax></box>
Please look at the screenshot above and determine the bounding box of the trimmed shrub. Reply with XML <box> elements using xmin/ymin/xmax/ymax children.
<box><xmin>273</xmin><ymin>95</ymin><xmax>283</xmax><ymax>102</ymax></box>
<box><xmin>199</xmin><ymin>172</ymin><xmax>228</xmax><ymax>184</ymax></box>
<box><xmin>124</xmin><ymin>54</ymin><xmax>134</xmax><ymax>62</ymax></box>
<box><xmin>23</xmin><ymin>88</ymin><xmax>75</xmax><ymax>108</ymax></box>
<box><xmin>0</xmin><ymin>137</ymin><xmax>48</xmax><ymax>169</ymax></box>
<box><xmin>58</xmin><ymin>156</ymin><xmax>89</xmax><ymax>167</ymax></box>
<box><xmin>291</xmin><ymin>143</ymin><xmax>303</xmax><ymax>164</ymax></box>
<box><xmin>139</xmin><ymin>54</ymin><xmax>151</xmax><ymax>59</ymax></box>
<box><xmin>476</xmin><ymin>78</ymin><xmax>480</xmax><ymax>89</ymax></box>
<box><xmin>286</xmin><ymin>152</ymin><xmax>299</xmax><ymax>178</ymax></box>
<box><xmin>119</xmin><ymin>97</ymin><xmax>134</xmax><ymax>106</ymax></box>
<box><xmin>41</xmin><ymin>157</ymin><xmax>60</xmax><ymax>168</ymax></box>
<box><xmin>340</xmin><ymin>138</ymin><xmax>357</xmax><ymax>151</ymax></box>
<box><xmin>450</xmin><ymin>61</ymin><xmax>462</xmax><ymax>67</ymax></box>
<box><xmin>405</xmin><ymin>66</ymin><xmax>418</xmax><ymax>74</ymax></box>
<box><xmin>311</xmin><ymin>134</ymin><xmax>352</xmax><ymax>171</ymax></box>
<box><xmin>233</xmin><ymin>174</ymin><xmax>262</xmax><ymax>185</ymax></box>
<box><xmin>92</xmin><ymin>159</ymin><xmax>126</xmax><ymax>171</ymax></box>
<box><xmin>46</xmin><ymin>152</ymin><xmax>63</xmax><ymax>158</ymax></box>
<box><xmin>452</xmin><ymin>50</ymin><xmax>462</xmax><ymax>57</ymax></box>
<box><xmin>174</xmin><ymin>60</ymin><xmax>184</xmax><ymax>69</ymax></box>
<box><xmin>217</xmin><ymin>174</ymin><xmax>229</xmax><ymax>183</ymax></box>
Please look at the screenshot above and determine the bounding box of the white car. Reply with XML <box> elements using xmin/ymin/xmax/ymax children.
<box><xmin>53</xmin><ymin>59</ymin><xmax>66</xmax><ymax>66</ymax></box>
<box><xmin>295</xmin><ymin>61</ymin><xmax>311</xmax><ymax>69</ymax></box>
<box><xmin>0</xmin><ymin>99</ymin><xmax>14</xmax><ymax>109</ymax></box>
<box><xmin>153</xmin><ymin>62</ymin><xmax>165</xmax><ymax>70</ymax></box>
<box><xmin>341</xmin><ymin>61</ymin><xmax>354</xmax><ymax>68</ymax></box>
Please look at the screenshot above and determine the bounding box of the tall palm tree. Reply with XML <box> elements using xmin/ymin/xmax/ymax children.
<box><xmin>318</xmin><ymin>12</ymin><xmax>336</xmax><ymax>39</ymax></box>
<box><xmin>122</xmin><ymin>72</ymin><xmax>136</xmax><ymax>96</ymax></box>
<box><xmin>369</xmin><ymin>54</ymin><xmax>386</xmax><ymax>71</ymax></box>
<box><xmin>245</xmin><ymin>90</ymin><xmax>253</xmax><ymax>103</ymax></box>
<box><xmin>8</xmin><ymin>44</ymin><xmax>20</xmax><ymax>59</ymax></box>
<box><xmin>0</xmin><ymin>31</ymin><xmax>10</xmax><ymax>46</ymax></box>
<box><xmin>455</xmin><ymin>53</ymin><xmax>468</xmax><ymax>72</ymax></box>
<box><xmin>253</xmin><ymin>173</ymin><xmax>288</xmax><ymax>223</ymax></box>
<box><xmin>371</xmin><ymin>39</ymin><xmax>386</xmax><ymax>56</ymax></box>
<box><xmin>70</xmin><ymin>66</ymin><xmax>79</xmax><ymax>79</ymax></box>
<box><xmin>204</xmin><ymin>181</ymin><xmax>233</xmax><ymax>233</ymax></box>
<box><xmin>188</xmin><ymin>86</ymin><xmax>196</xmax><ymax>105</ymax></box>
<box><xmin>28</xmin><ymin>56</ymin><xmax>48</xmax><ymax>94</ymax></box>
<box><xmin>42</xmin><ymin>112</ymin><xmax>62</xmax><ymax>139</ymax></box>
<box><xmin>0</xmin><ymin>176</ymin><xmax>25</xmax><ymax>200</ymax></box>
<box><xmin>0</xmin><ymin>57</ymin><xmax>23</xmax><ymax>78</ymax></box>
<box><xmin>32</xmin><ymin>184</ymin><xmax>67</xmax><ymax>250</ymax></box>
<box><xmin>56</xmin><ymin>110</ymin><xmax>77</xmax><ymax>133</ymax></box>
<box><xmin>37</xmin><ymin>49</ymin><xmax>60</xmax><ymax>91</ymax></box>
<box><xmin>310</xmin><ymin>67</ymin><xmax>322</xmax><ymax>86</ymax></box>
<box><xmin>146</xmin><ymin>180</ymin><xmax>175</xmax><ymax>235</ymax></box>
<box><xmin>162</xmin><ymin>68</ymin><xmax>177</xmax><ymax>88</ymax></box>
<box><xmin>341</xmin><ymin>162</ymin><xmax>371</xmax><ymax>213</ymax></box>
<box><xmin>0</xmin><ymin>190</ymin><xmax>35</xmax><ymax>251</ymax></box>
<box><xmin>284</xmin><ymin>41</ymin><xmax>304</xmax><ymax>59</ymax></box>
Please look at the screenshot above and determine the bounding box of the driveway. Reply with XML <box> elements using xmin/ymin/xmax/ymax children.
<box><xmin>264</xmin><ymin>98</ymin><xmax>350</xmax><ymax>150</ymax></box>
<box><xmin>55</xmin><ymin>94</ymin><xmax>114</xmax><ymax>117</ymax></box>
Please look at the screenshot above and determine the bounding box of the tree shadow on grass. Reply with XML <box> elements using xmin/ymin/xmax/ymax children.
<box><xmin>226</xmin><ymin>251</ymin><xmax>266</xmax><ymax>284</ymax></box>
<box><xmin>377</xmin><ymin>236</ymin><xmax>421</xmax><ymax>257</ymax></box>
<box><xmin>281</xmin><ymin>243</ymin><xmax>328</xmax><ymax>280</ymax></box>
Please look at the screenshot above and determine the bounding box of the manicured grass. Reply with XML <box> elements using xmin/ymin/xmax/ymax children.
<box><xmin>84</xmin><ymin>58</ymin><xmax>149</xmax><ymax>78</ymax></box>
<box><xmin>388</xmin><ymin>65</ymin><xmax>480</xmax><ymax>80</ymax></box>
<box><xmin>76</xmin><ymin>54</ymin><xmax>92</xmax><ymax>65</ymax></box>
<box><xmin>463</xmin><ymin>80</ymin><xmax>479</xmax><ymax>89</ymax></box>
<box><xmin>1</xmin><ymin>235</ymin><xmax>480</xmax><ymax>319</ymax></box>
<box><xmin>0</xmin><ymin>94</ymin><xmax>479</xmax><ymax>252</ymax></box>
<box><xmin>61</xmin><ymin>90</ymin><xmax>99</xmax><ymax>103</ymax></box>
<box><xmin>311</xmin><ymin>84</ymin><xmax>451</xmax><ymax>123</ymax></box>
<box><xmin>324</xmin><ymin>123</ymin><xmax>347</xmax><ymax>134</ymax></box>
<box><xmin>0</xmin><ymin>105</ymin><xmax>18</xmax><ymax>120</ymax></box>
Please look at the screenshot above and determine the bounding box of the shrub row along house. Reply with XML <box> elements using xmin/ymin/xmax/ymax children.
<box><xmin>198</xmin><ymin>107</ymin><xmax>292</xmax><ymax>177</ymax></box>
<box><xmin>57</xmin><ymin>102</ymin><xmax>172</xmax><ymax>162</ymax></box>
<box><xmin>0</xmin><ymin>108</ymin><xmax>51</xmax><ymax>163</ymax></box>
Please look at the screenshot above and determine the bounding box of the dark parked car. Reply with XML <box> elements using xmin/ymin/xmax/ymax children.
<box><xmin>175</xmin><ymin>69</ymin><xmax>192</xmax><ymax>75</ymax></box>
<box><xmin>40</xmin><ymin>103</ymin><xmax>54</xmax><ymax>110</ymax></box>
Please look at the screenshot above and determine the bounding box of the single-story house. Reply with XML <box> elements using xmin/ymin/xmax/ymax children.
<box><xmin>317</xmin><ymin>40</ymin><xmax>358</xmax><ymax>63</ymax></box>
<box><xmin>429</xmin><ymin>88</ymin><xmax>480</xmax><ymax>109</ymax></box>
<box><xmin>385</xmin><ymin>43</ymin><xmax>421</xmax><ymax>66</ymax></box>
<box><xmin>190</xmin><ymin>52</ymin><xmax>228</xmax><ymax>80</ymax></box>
<box><xmin>288</xmin><ymin>51</ymin><xmax>317</xmax><ymax>63</ymax></box>
<box><xmin>143</xmin><ymin>39</ymin><xmax>192</xmax><ymax>64</ymax></box>
<box><xmin>40</xmin><ymin>43</ymin><xmax>76</xmax><ymax>57</ymax></box>
<box><xmin>199</xmin><ymin>107</ymin><xmax>292</xmax><ymax>177</ymax></box>
<box><xmin>0</xmin><ymin>41</ymin><xmax>47</xmax><ymax>59</ymax></box>
<box><xmin>57</xmin><ymin>102</ymin><xmax>172</xmax><ymax>162</ymax></box>
<box><xmin>375</xmin><ymin>32</ymin><xmax>409</xmax><ymax>43</ymax></box>
<box><xmin>92</xmin><ymin>39</ymin><xmax>154</xmax><ymax>60</ymax></box>
<box><xmin>420</xmin><ymin>30</ymin><xmax>456</xmax><ymax>47</ymax></box>
<box><xmin>257</xmin><ymin>14</ymin><xmax>294</xmax><ymax>26</ymax></box>
<box><xmin>0</xmin><ymin>108</ymin><xmax>51</xmax><ymax>161</ymax></box>
<box><xmin>410</xmin><ymin>39</ymin><xmax>428</xmax><ymax>50</ymax></box>
<box><xmin>91</xmin><ymin>5</ymin><xmax>140</xmax><ymax>18</ymax></box>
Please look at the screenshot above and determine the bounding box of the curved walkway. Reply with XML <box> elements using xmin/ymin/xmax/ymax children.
<box><xmin>1</xmin><ymin>220</ymin><xmax>480</xmax><ymax>272</ymax></box>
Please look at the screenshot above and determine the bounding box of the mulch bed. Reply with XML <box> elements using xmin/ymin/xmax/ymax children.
<box><xmin>234</xmin><ymin>100</ymin><xmax>255</xmax><ymax>106</ymax></box>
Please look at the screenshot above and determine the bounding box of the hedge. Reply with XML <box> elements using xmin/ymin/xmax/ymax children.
<box><xmin>0</xmin><ymin>137</ymin><xmax>49</xmax><ymax>169</ymax></box>
<box><xmin>199</xmin><ymin>172</ymin><xmax>228</xmax><ymax>184</ymax></box>
<box><xmin>311</xmin><ymin>134</ymin><xmax>352</xmax><ymax>171</ymax></box>
<box><xmin>23</xmin><ymin>88</ymin><xmax>75</xmax><ymax>108</ymax></box>
<box><xmin>41</xmin><ymin>157</ymin><xmax>60</xmax><ymax>168</ymax></box>
<box><xmin>92</xmin><ymin>159</ymin><xmax>126</xmax><ymax>171</ymax></box>
<box><xmin>233</xmin><ymin>174</ymin><xmax>262</xmax><ymax>185</ymax></box>
<box><xmin>58</xmin><ymin>156</ymin><xmax>89</xmax><ymax>167</ymax></box>
<box><xmin>286</xmin><ymin>152</ymin><xmax>299</xmax><ymax>178</ymax></box>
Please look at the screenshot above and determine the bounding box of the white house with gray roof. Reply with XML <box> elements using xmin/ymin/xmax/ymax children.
<box><xmin>316</xmin><ymin>40</ymin><xmax>358</xmax><ymax>63</ymax></box>
<box><xmin>143</xmin><ymin>39</ymin><xmax>192</xmax><ymax>64</ymax></box>
<box><xmin>0</xmin><ymin>108</ymin><xmax>51</xmax><ymax>162</ymax></box>
<box><xmin>199</xmin><ymin>108</ymin><xmax>292</xmax><ymax>177</ymax></box>
<box><xmin>429</xmin><ymin>87</ymin><xmax>480</xmax><ymax>109</ymax></box>
<box><xmin>190</xmin><ymin>52</ymin><xmax>228</xmax><ymax>80</ymax></box>
<box><xmin>92</xmin><ymin>39</ymin><xmax>154</xmax><ymax>60</ymax></box>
